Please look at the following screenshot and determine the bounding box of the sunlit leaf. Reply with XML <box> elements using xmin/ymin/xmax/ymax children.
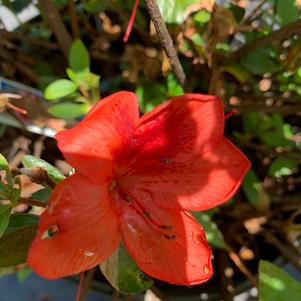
<box><xmin>100</xmin><ymin>244</ymin><xmax>153</xmax><ymax>293</ymax></box>
<box><xmin>44</xmin><ymin>79</ymin><xmax>78</xmax><ymax>100</ymax></box>
<box><xmin>48</xmin><ymin>102</ymin><xmax>90</xmax><ymax>120</ymax></box>
<box><xmin>21</xmin><ymin>155</ymin><xmax>65</xmax><ymax>184</ymax></box>
<box><xmin>69</xmin><ymin>39</ymin><xmax>90</xmax><ymax>72</ymax></box>
<box><xmin>268</xmin><ymin>156</ymin><xmax>298</xmax><ymax>177</ymax></box>
<box><xmin>259</xmin><ymin>260</ymin><xmax>301</xmax><ymax>301</ymax></box>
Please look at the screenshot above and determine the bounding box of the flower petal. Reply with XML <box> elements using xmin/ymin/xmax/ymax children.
<box><xmin>116</xmin><ymin>94</ymin><xmax>224</xmax><ymax>172</ymax></box>
<box><xmin>27</xmin><ymin>174</ymin><xmax>120</xmax><ymax>279</ymax></box>
<box><xmin>56</xmin><ymin>91</ymin><xmax>139</xmax><ymax>183</ymax></box>
<box><xmin>121</xmin><ymin>138</ymin><xmax>250</xmax><ymax>211</ymax></box>
<box><xmin>117</xmin><ymin>192</ymin><xmax>213</xmax><ymax>285</ymax></box>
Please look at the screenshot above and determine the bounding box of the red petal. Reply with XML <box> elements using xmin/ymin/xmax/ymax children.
<box><xmin>121</xmin><ymin>138</ymin><xmax>250</xmax><ymax>211</ymax></box>
<box><xmin>27</xmin><ymin>174</ymin><xmax>120</xmax><ymax>279</ymax></box>
<box><xmin>117</xmin><ymin>193</ymin><xmax>213</xmax><ymax>285</ymax></box>
<box><xmin>56</xmin><ymin>91</ymin><xmax>139</xmax><ymax>183</ymax></box>
<box><xmin>116</xmin><ymin>94</ymin><xmax>224</xmax><ymax>172</ymax></box>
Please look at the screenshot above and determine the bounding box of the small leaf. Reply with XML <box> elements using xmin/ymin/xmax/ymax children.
<box><xmin>48</xmin><ymin>102</ymin><xmax>90</xmax><ymax>120</ymax></box>
<box><xmin>157</xmin><ymin>0</ymin><xmax>200</xmax><ymax>24</ymax></box>
<box><xmin>31</xmin><ymin>188</ymin><xmax>52</xmax><ymax>203</ymax></box>
<box><xmin>192</xmin><ymin>211</ymin><xmax>227</xmax><ymax>249</ymax></box>
<box><xmin>0</xmin><ymin>205</ymin><xmax>11</xmax><ymax>237</ymax></box>
<box><xmin>69</xmin><ymin>39</ymin><xmax>90</xmax><ymax>72</ymax></box>
<box><xmin>268</xmin><ymin>156</ymin><xmax>298</xmax><ymax>177</ymax></box>
<box><xmin>241</xmin><ymin>48</ymin><xmax>278</xmax><ymax>75</ymax></box>
<box><xmin>242</xmin><ymin>169</ymin><xmax>270</xmax><ymax>210</ymax></box>
<box><xmin>193</xmin><ymin>10</ymin><xmax>211</xmax><ymax>24</ymax></box>
<box><xmin>276</xmin><ymin>0</ymin><xmax>298</xmax><ymax>26</ymax></box>
<box><xmin>259</xmin><ymin>260</ymin><xmax>301</xmax><ymax>301</ymax></box>
<box><xmin>44</xmin><ymin>79</ymin><xmax>78</xmax><ymax>100</ymax></box>
<box><xmin>100</xmin><ymin>244</ymin><xmax>153</xmax><ymax>293</ymax></box>
<box><xmin>222</xmin><ymin>63</ymin><xmax>251</xmax><ymax>83</ymax></box>
<box><xmin>21</xmin><ymin>155</ymin><xmax>65</xmax><ymax>184</ymax></box>
<box><xmin>0</xmin><ymin>214</ymin><xmax>38</xmax><ymax>267</ymax></box>
<box><xmin>0</xmin><ymin>153</ymin><xmax>9</xmax><ymax>171</ymax></box>
<box><xmin>259</xmin><ymin>131</ymin><xmax>295</xmax><ymax>148</ymax></box>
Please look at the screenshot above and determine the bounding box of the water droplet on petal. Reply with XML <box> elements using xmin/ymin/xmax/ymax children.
<box><xmin>84</xmin><ymin>251</ymin><xmax>96</xmax><ymax>257</ymax></box>
<box><xmin>192</xmin><ymin>228</ymin><xmax>205</xmax><ymax>244</ymax></box>
<box><xmin>203</xmin><ymin>264</ymin><xmax>211</xmax><ymax>275</ymax></box>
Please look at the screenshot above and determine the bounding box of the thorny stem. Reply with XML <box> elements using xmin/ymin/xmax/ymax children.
<box><xmin>144</xmin><ymin>0</ymin><xmax>186</xmax><ymax>89</ymax></box>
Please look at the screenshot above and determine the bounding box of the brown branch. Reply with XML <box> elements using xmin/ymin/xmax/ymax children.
<box><xmin>225</xmin><ymin>19</ymin><xmax>301</xmax><ymax>65</ymax></box>
<box><xmin>0</xmin><ymin>29</ymin><xmax>58</xmax><ymax>49</ymax></box>
<box><xmin>38</xmin><ymin>0</ymin><xmax>72</xmax><ymax>59</ymax></box>
<box><xmin>231</xmin><ymin>104</ymin><xmax>301</xmax><ymax>114</ymax></box>
<box><xmin>144</xmin><ymin>0</ymin><xmax>186</xmax><ymax>88</ymax></box>
<box><xmin>241</xmin><ymin>0</ymin><xmax>267</xmax><ymax>25</ymax></box>
<box><xmin>19</xmin><ymin>197</ymin><xmax>47</xmax><ymax>208</ymax></box>
<box><xmin>68</xmin><ymin>0</ymin><xmax>80</xmax><ymax>39</ymax></box>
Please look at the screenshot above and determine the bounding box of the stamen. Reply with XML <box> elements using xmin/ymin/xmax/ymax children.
<box><xmin>123</xmin><ymin>0</ymin><xmax>140</xmax><ymax>42</ymax></box>
<box><xmin>109</xmin><ymin>180</ymin><xmax>117</xmax><ymax>191</ymax></box>
<box><xmin>225</xmin><ymin>109</ymin><xmax>237</xmax><ymax>120</ymax></box>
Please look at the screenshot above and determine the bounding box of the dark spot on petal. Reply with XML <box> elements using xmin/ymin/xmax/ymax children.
<box><xmin>41</xmin><ymin>224</ymin><xmax>60</xmax><ymax>240</ymax></box>
<box><xmin>163</xmin><ymin>234</ymin><xmax>176</xmax><ymax>240</ymax></box>
<box><xmin>159</xmin><ymin>225</ymin><xmax>173</xmax><ymax>231</ymax></box>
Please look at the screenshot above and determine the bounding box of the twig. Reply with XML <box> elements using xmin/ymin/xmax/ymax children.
<box><xmin>68</xmin><ymin>0</ymin><xmax>80</xmax><ymax>39</ymax></box>
<box><xmin>144</xmin><ymin>0</ymin><xmax>186</xmax><ymax>88</ymax></box>
<box><xmin>0</xmin><ymin>29</ymin><xmax>58</xmax><ymax>49</ymax></box>
<box><xmin>18</xmin><ymin>197</ymin><xmax>47</xmax><ymax>208</ymax></box>
<box><xmin>149</xmin><ymin>285</ymin><xmax>170</xmax><ymax>301</ymax></box>
<box><xmin>241</xmin><ymin>0</ymin><xmax>267</xmax><ymax>25</ymax></box>
<box><xmin>224</xmin><ymin>19</ymin><xmax>301</xmax><ymax>65</ymax></box>
<box><xmin>38</xmin><ymin>0</ymin><xmax>72</xmax><ymax>59</ymax></box>
<box><xmin>228</xmin><ymin>247</ymin><xmax>258</xmax><ymax>288</ymax></box>
<box><xmin>78</xmin><ymin>268</ymin><xmax>96</xmax><ymax>301</ymax></box>
<box><xmin>263</xmin><ymin>231</ymin><xmax>301</xmax><ymax>274</ymax></box>
<box><xmin>230</xmin><ymin>104</ymin><xmax>301</xmax><ymax>114</ymax></box>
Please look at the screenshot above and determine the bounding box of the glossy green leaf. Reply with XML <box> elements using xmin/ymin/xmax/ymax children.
<box><xmin>276</xmin><ymin>0</ymin><xmax>298</xmax><ymax>26</ymax></box>
<box><xmin>157</xmin><ymin>0</ymin><xmax>200</xmax><ymax>24</ymax></box>
<box><xmin>48</xmin><ymin>102</ymin><xmax>90</xmax><ymax>120</ymax></box>
<box><xmin>69</xmin><ymin>39</ymin><xmax>90</xmax><ymax>72</ymax></box>
<box><xmin>100</xmin><ymin>244</ymin><xmax>153</xmax><ymax>293</ymax></box>
<box><xmin>0</xmin><ymin>205</ymin><xmax>11</xmax><ymax>237</ymax></box>
<box><xmin>21</xmin><ymin>155</ymin><xmax>65</xmax><ymax>184</ymax></box>
<box><xmin>44</xmin><ymin>79</ymin><xmax>78</xmax><ymax>100</ymax></box>
<box><xmin>268</xmin><ymin>156</ymin><xmax>298</xmax><ymax>177</ymax></box>
<box><xmin>193</xmin><ymin>10</ymin><xmax>211</xmax><ymax>24</ymax></box>
<box><xmin>242</xmin><ymin>169</ymin><xmax>270</xmax><ymax>210</ymax></box>
<box><xmin>192</xmin><ymin>211</ymin><xmax>227</xmax><ymax>249</ymax></box>
<box><xmin>259</xmin><ymin>260</ymin><xmax>301</xmax><ymax>301</ymax></box>
<box><xmin>31</xmin><ymin>188</ymin><xmax>52</xmax><ymax>203</ymax></box>
<box><xmin>0</xmin><ymin>214</ymin><xmax>38</xmax><ymax>267</ymax></box>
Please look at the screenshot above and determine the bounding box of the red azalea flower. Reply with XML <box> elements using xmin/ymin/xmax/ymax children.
<box><xmin>27</xmin><ymin>92</ymin><xmax>250</xmax><ymax>285</ymax></box>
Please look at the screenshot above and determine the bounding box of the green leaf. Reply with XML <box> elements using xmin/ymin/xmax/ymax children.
<box><xmin>0</xmin><ymin>153</ymin><xmax>9</xmax><ymax>171</ymax></box>
<box><xmin>100</xmin><ymin>244</ymin><xmax>153</xmax><ymax>293</ymax></box>
<box><xmin>222</xmin><ymin>63</ymin><xmax>251</xmax><ymax>83</ymax></box>
<box><xmin>157</xmin><ymin>0</ymin><xmax>200</xmax><ymax>24</ymax></box>
<box><xmin>17</xmin><ymin>267</ymin><xmax>32</xmax><ymax>282</ymax></box>
<box><xmin>259</xmin><ymin>260</ymin><xmax>301</xmax><ymax>301</ymax></box>
<box><xmin>0</xmin><ymin>205</ymin><xmax>11</xmax><ymax>237</ymax></box>
<box><xmin>193</xmin><ymin>10</ymin><xmax>211</xmax><ymax>24</ymax></box>
<box><xmin>268</xmin><ymin>156</ymin><xmax>298</xmax><ymax>177</ymax></box>
<box><xmin>242</xmin><ymin>169</ymin><xmax>270</xmax><ymax>210</ymax></box>
<box><xmin>0</xmin><ymin>214</ymin><xmax>38</xmax><ymax>267</ymax></box>
<box><xmin>84</xmin><ymin>0</ymin><xmax>108</xmax><ymax>13</ymax></box>
<box><xmin>241</xmin><ymin>48</ymin><xmax>278</xmax><ymax>75</ymax></box>
<box><xmin>69</xmin><ymin>39</ymin><xmax>90</xmax><ymax>72</ymax></box>
<box><xmin>276</xmin><ymin>0</ymin><xmax>298</xmax><ymax>26</ymax></box>
<box><xmin>21</xmin><ymin>155</ymin><xmax>65</xmax><ymax>184</ymax></box>
<box><xmin>192</xmin><ymin>212</ymin><xmax>227</xmax><ymax>249</ymax></box>
<box><xmin>48</xmin><ymin>102</ymin><xmax>90</xmax><ymax>120</ymax></box>
<box><xmin>259</xmin><ymin>131</ymin><xmax>295</xmax><ymax>148</ymax></box>
<box><xmin>44</xmin><ymin>79</ymin><xmax>78</xmax><ymax>100</ymax></box>
<box><xmin>31</xmin><ymin>188</ymin><xmax>52</xmax><ymax>203</ymax></box>
<box><xmin>166</xmin><ymin>74</ymin><xmax>184</xmax><ymax>97</ymax></box>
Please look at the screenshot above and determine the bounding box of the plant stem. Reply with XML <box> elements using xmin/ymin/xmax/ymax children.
<box><xmin>18</xmin><ymin>197</ymin><xmax>47</xmax><ymax>208</ymax></box>
<box><xmin>144</xmin><ymin>0</ymin><xmax>186</xmax><ymax>89</ymax></box>
<box><xmin>38</xmin><ymin>0</ymin><xmax>72</xmax><ymax>59</ymax></box>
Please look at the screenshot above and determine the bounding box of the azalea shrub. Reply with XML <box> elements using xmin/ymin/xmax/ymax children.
<box><xmin>1</xmin><ymin>0</ymin><xmax>301</xmax><ymax>300</ymax></box>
